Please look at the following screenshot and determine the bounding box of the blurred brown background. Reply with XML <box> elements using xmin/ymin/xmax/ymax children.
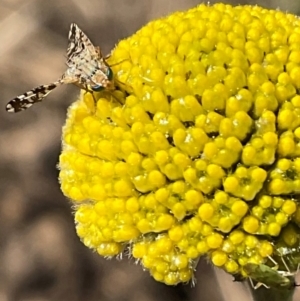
<box><xmin>0</xmin><ymin>1</ymin><xmax>300</xmax><ymax>301</ymax></box>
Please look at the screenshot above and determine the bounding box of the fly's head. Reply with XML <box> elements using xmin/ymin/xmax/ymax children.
<box><xmin>91</xmin><ymin>62</ymin><xmax>114</xmax><ymax>92</ymax></box>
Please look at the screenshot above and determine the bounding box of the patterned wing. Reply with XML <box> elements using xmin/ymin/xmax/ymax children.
<box><xmin>67</xmin><ymin>23</ymin><xmax>98</xmax><ymax>64</ymax></box>
<box><xmin>6</xmin><ymin>81</ymin><xmax>62</xmax><ymax>113</ymax></box>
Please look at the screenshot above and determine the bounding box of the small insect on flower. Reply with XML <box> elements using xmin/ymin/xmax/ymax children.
<box><xmin>6</xmin><ymin>23</ymin><xmax>114</xmax><ymax>113</ymax></box>
<box><xmin>243</xmin><ymin>262</ymin><xmax>299</xmax><ymax>290</ymax></box>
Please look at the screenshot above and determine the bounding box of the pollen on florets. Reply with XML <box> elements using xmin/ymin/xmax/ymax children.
<box><xmin>59</xmin><ymin>2</ymin><xmax>300</xmax><ymax>286</ymax></box>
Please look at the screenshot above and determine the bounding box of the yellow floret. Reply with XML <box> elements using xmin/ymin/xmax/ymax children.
<box><xmin>224</xmin><ymin>166</ymin><xmax>267</xmax><ymax>200</ymax></box>
<box><xmin>225</xmin><ymin>260</ymin><xmax>239</xmax><ymax>274</ymax></box>
<box><xmin>59</xmin><ymin>2</ymin><xmax>300</xmax><ymax>286</ymax></box>
<box><xmin>211</xmin><ymin>251</ymin><xmax>228</xmax><ymax>267</ymax></box>
<box><xmin>206</xmin><ymin>233</ymin><xmax>224</xmax><ymax>249</ymax></box>
<box><xmin>243</xmin><ymin>216</ymin><xmax>260</xmax><ymax>233</ymax></box>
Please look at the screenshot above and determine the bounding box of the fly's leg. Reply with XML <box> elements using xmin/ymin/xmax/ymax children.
<box><xmin>74</xmin><ymin>82</ymin><xmax>97</xmax><ymax>102</ymax></box>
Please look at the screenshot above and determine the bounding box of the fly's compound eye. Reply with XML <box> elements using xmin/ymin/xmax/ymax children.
<box><xmin>91</xmin><ymin>84</ymin><xmax>104</xmax><ymax>92</ymax></box>
<box><xmin>107</xmin><ymin>67</ymin><xmax>113</xmax><ymax>81</ymax></box>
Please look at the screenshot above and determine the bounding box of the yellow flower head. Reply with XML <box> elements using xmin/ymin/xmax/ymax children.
<box><xmin>59</xmin><ymin>3</ymin><xmax>300</xmax><ymax>286</ymax></box>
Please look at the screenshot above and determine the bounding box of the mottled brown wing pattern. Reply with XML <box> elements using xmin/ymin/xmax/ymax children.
<box><xmin>66</xmin><ymin>23</ymin><xmax>85</xmax><ymax>63</ymax></box>
<box><xmin>6</xmin><ymin>81</ymin><xmax>62</xmax><ymax>112</ymax></box>
<box><xmin>67</xmin><ymin>23</ymin><xmax>99</xmax><ymax>64</ymax></box>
